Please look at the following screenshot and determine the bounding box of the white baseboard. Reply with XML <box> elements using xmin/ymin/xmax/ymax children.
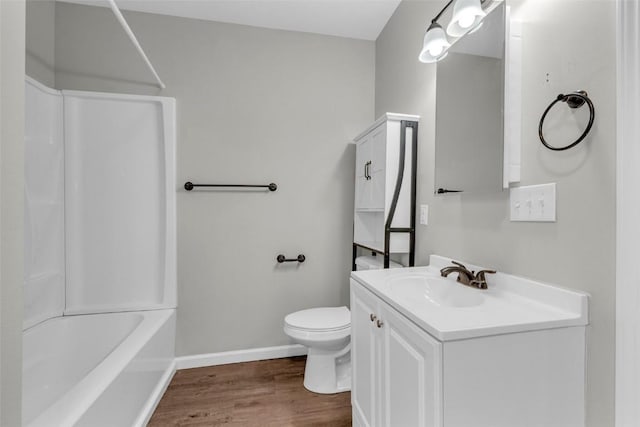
<box><xmin>175</xmin><ymin>344</ymin><xmax>308</xmax><ymax>370</ymax></box>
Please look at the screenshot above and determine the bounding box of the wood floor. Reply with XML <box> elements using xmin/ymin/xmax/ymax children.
<box><xmin>148</xmin><ymin>356</ymin><xmax>352</xmax><ymax>426</ymax></box>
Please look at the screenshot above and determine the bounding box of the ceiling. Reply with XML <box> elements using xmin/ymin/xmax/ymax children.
<box><xmin>60</xmin><ymin>0</ymin><xmax>403</xmax><ymax>41</ymax></box>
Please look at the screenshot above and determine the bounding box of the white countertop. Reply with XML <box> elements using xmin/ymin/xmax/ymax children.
<box><xmin>350</xmin><ymin>255</ymin><xmax>589</xmax><ymax>341</ymax></box>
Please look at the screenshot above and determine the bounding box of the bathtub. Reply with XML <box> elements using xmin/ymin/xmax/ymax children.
<box><xmin>23</xmin><ymin>309</ymin><xmax>176</xmax><ymax>427</ymax></box>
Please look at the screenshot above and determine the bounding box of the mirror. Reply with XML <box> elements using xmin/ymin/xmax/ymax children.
<box><xmin>434</xmin><ymin>2</ymin><xmax>506</xmax><ymax>194</ymax></box>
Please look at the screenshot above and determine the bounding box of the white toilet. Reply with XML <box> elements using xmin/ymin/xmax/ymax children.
<box><xmin>284</xmin><ymin>306</ymin><xmax>351</xmax><ymax>394</ymax></box>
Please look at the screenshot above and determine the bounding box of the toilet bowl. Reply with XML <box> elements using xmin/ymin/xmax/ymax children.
<box><xmin>284</xmin><ymin>306</ymin><xmax>351</xmax><ymax>394</ymax></box>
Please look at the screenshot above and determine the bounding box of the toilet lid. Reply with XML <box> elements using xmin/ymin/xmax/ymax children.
<box><xmin>285</xmin><ymin>306</ymin><xmax>350</xmax><ymax>332</ymax></box>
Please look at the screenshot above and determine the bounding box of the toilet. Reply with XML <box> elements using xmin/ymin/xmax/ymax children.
<box><xmin>284</xmin><ymin>306</ymin><xmax>351</xmax><ymax>394</ymax></box>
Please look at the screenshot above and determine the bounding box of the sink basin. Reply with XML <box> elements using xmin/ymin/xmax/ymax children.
<box><xmin>351</xmin><ymin>256</ymin><xmax>590</xmax><ymax>341</ymax></box>
<box><xmin>384</xmin><ymin>274</ymin><xmax>486</xmax><ymax>308</ymax></box>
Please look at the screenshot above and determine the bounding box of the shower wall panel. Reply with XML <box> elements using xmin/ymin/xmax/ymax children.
<box><xmin>63</xmin><ymin>91</ymin><xmax>176</xmax><ymax>314</ymax></box>
<box><xmin>24</xmin><ymin>78</ymin><xmax>176</xmax><ymax>325</ymax></box>
<box><xmin>24</xmin><ymin>78</ymin><xmax>65</xmax><ymax>329</ymax></box>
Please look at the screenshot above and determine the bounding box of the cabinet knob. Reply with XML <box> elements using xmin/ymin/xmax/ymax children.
<box><xmin>376</xmin><ymin>319</ymin><xmax>384</xmax><ymax>328</ymax></box>
<box><xmin>370</xmin><ymin>313</ymin><xmax>377</xmax><ymax>322</ymax></box>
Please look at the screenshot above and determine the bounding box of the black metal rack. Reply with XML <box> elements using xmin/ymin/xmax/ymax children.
<box><xmin>352</xmin><ymin>120</ymin><xmax>418</xmax><ymax>270</ymax></box>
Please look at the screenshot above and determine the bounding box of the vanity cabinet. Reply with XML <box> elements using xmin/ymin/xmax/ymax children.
<box><xmin>350</xmin><ymin>271</ymin><xmax>587</xmax><ymax>427</ymax></box>
<box><xmin>353</xmin><ymin>113</ymin><xmax>419</xmax><ymax>260</ymax></box>
<box><xmin>351</xmin><ymin>280</ymin><xmax>380</xmax><ymax>427</ymax></box>
<box><xmin>351</xmin><ymin>282</ymin><xmax>442</xmax><ymax>427</ymax></box>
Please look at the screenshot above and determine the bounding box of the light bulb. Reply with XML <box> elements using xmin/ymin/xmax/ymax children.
<box><xmin>446</xmin><ymin>0</ymin><xmax>487</xmax><ymax>37</ymax></box>
<box><xmin>429</xmin><ymin>45</ymin><xmax>444</xmax><ymax>56</ymax></box>
<box><xmin>458</xmin><ymin>14</ymin><xmax>475</xmax><ymax>29</ymax></box>
<box><xmin>418</xmin><ymin>22</ymin><xmax>451</xmax><ymax>63</ymax></box>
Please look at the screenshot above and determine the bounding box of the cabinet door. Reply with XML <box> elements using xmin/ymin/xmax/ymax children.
<box><xmin>380</xmin><ymin>303</ymin><xmax>443</xmax><ymax>427</ymax></box>
<box><xmin>369</xmin><ymin>123</ymin><xmax>387</xmax><ymax>173</ymax></box>
<box><xmin>355</xmin><ymin>138</ymin><xmax>371</xmax><ymax>210</ymax></box>
<box><xmin>368</xmin><ymin>124</ymin><xmax>386</xmax><ymax>210</ymax></box>
<box><xmin>355</xmin><ymin>174</ymin><xmax>370</xmax><ymax>210</ymax></box>
<box><xmin>369</xmin><ymin>169</ymin><xmax>385</xmax><ymax>211</ymax></box>
<box><xmin>351</xmin><ymin>281</ymin><xmax>383</xmax><ymax>427</ymax></box>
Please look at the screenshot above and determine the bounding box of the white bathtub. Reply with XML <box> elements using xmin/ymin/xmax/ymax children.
<box><xmin>23</xmin><ymin>309</ymin><xmax>176</xmax><ymax>427</ymax></box>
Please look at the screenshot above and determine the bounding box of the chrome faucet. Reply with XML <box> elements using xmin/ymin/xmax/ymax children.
<box><xmin>440</xmin><ymin>260</ymin><xmax>496</xmax><ymax>290</ymax></box>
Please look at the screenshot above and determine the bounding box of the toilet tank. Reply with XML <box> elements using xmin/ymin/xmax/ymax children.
<box><xmin>355</xmin><ymin>256</ymin><xmax>402</xmax><ymax>271</ymax></box>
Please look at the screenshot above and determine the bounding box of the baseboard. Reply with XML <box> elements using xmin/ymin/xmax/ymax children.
<box><xmin>134</xmin><ymin>360</ymin><xmax>176</xmax><ymax>427</ymax></box>
<box><xmin>175</xmin><ymin>344</ymin><xmax>308</xmax><ymax>370</ymax></box>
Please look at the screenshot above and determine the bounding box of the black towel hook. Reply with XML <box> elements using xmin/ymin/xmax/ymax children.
<box><xmin>538</xmin><ymin>90</ymin><xmax>595</xmax><ymax>151</ymax></box>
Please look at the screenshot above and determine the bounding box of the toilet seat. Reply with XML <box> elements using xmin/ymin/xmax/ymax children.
<box><xmin>284</xmin><ymin>306</ymin><xmax>350</xmax><ymax>332</ymax></box>
<box><xmin>284</xmin><ymin>324</ymin><xmax>350</xmax><ymax>344</ymax></box>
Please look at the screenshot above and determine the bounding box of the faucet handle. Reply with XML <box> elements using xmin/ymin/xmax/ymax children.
<box><xmin>451</xmin><ymin>260</ymin><xmax>469</xmax><ymax>270</ymax></box>
<box><xmin>474</xmin><ymin>270</ymin><xmax>496</xmax><ymax>285</ymax></box>
<box><xmin>475</xmin><ymin>269</ymin><xmax>496</xmax><ymax>280</ymax></box>
<box><xmin>469</xmin><ymin>270</ymin><xmax>496</xmax><ymax>289</ymax></box>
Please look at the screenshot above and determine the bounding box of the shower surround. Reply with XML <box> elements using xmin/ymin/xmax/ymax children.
<box><xmin>23</xmin><ymin>77</ymin><xmax>176</xmax><ymax>427</ymax></box>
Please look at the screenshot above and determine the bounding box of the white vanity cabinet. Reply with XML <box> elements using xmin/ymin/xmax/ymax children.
<box><xmin>350</xmin><ymin>256</ymin><xmax>589</xmax><ymax>427</ymax></box>
<box><xmin>353</xmin><ymin>113</ymin><xmax>419</xmax><ymax>255</ymax></box>
<box><xmin>351</xmin><ymin>280</ymin><xmax>381</xmax><ymax>427</ymax></box>
<box><xmin>351</xmin><ymin>282</ymin><xmax>442</xmax><ymax>427</ymax></box>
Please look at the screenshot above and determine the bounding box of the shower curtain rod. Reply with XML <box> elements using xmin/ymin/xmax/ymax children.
<box><xmin>107</xmin><ymin>0</ymin><xmax>166</xmax><ymax>89</ymax></box>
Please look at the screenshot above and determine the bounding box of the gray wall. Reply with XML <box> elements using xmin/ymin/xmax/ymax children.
<box><xmin>375</xmin><ymin>1</ymin><xmax>615</xmax><ymax>426</ymax></box>
<box><xmin>54</xmin><ymin>2</ymin><xmax>374</xmax><ymax>356</ymax></box>
<box><xmin>26</xmin><ymin>0</ymin><xmax>55</xmax><ymax>86</ymax></box>
<box><xmin>1</xmin><ymin>0</ymin><xmax>25</xmax><ymax>424</ymax></box>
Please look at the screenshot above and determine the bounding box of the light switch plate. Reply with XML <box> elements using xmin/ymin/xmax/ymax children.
<box><xmin>420</xmin><ymin>205</ymin><xmax>429</xmax><ymax>225</ymax></box>
<box><xmin>510</xmin><ymin>183</ymin><xmax>556</xmax><ymax>222</ymax></box>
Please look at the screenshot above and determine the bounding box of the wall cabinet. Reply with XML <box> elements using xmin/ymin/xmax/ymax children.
<box><xmin>355</xmin><ymin>122</ymin><xmax>386</xmax><ymax>211</ymax></box>
<box><xmin>353</xmin><ymin>113</ymin><xmax>419</xmax><ymax>263</ymax></box>
<box><xmin>351</xmin><ymin>281</ymin><xmax>442</xmax><ymax>427</ymax></box>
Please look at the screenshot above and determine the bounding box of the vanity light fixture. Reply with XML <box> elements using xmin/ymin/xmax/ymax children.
<box><xmin>447</xmin><ymin>0</ymin><xmax>487</xmax><ymax>37</ymax></box>
<box><xmin>418</xmin><ymin>0</ymin><xmax>488</xmax><ymax>63</ymax></box>
<box><xmin>418</xmin><ymin>22</ymin><xmax>451</xmax><ymax>63</ymax></box>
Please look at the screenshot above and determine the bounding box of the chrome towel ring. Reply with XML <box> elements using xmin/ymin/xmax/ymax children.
<box><xmin>538</xmin><ymin>90</ymin><xmax>595</xmax><ymax>151</ymax></box>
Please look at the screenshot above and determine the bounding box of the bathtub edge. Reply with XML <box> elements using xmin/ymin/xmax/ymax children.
<box><xmin>134</xmin><ymin>359</ymin><xmax>177</xmax><ymax>427</ymax></box>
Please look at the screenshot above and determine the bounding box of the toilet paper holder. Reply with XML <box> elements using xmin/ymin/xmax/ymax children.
<box><xmin>277</xmin><ymin>254</ymin><xmax>306</xmax><ymax>263</ymax></box>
